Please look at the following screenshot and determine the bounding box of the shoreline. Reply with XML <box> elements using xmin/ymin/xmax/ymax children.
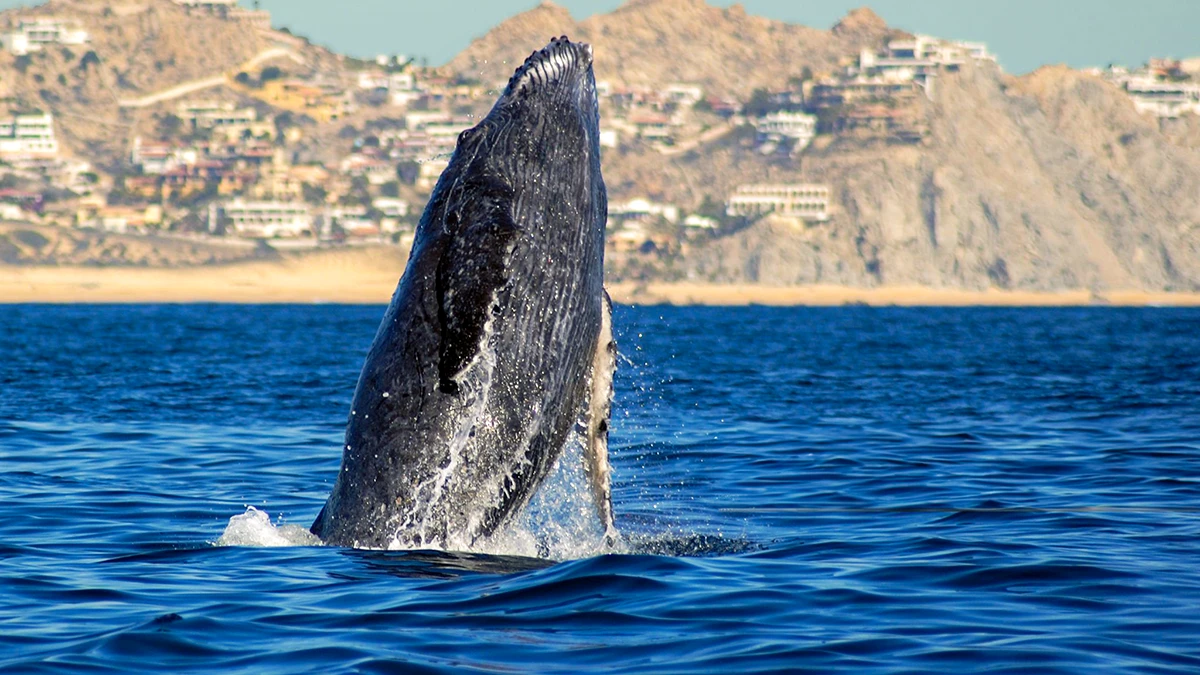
<box><xmin>2</xmin><ymin>252</ymin><xmax>1199</xmax><ymax>307</ymax></box>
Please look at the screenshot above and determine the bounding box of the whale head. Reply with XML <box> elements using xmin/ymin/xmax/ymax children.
<box><xmin>421</xmin><ymin>37</ymin><xmax>605</xmax><ymax>262</ymax></box>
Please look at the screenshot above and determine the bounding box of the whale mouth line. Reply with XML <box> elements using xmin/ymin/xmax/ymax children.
<box><xmin>506</xmin><ymin>36</ymin><xmax>593</xmax><ymax>96</ymax></box>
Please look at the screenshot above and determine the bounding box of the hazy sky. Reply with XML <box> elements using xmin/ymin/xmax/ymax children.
<box><xmin>5</xmin><ymin>1</ymin><xmax>1196</xmax><ymax>74</ymax></box>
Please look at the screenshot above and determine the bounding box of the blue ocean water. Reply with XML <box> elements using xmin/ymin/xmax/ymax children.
<box><xmin>2</xmin><ymin>304</ymin><xmax>1200</xmax><ymax>673</ymax></box>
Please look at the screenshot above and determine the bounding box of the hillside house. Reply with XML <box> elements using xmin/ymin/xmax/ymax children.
<box><xmin>1</xmin><ymin>18</ymin><xmax>89</xmax><ymax>55</ymax></box>
<box><xmin>833</xmin><ymin>105</ymin><xmax>929</xmax><ymax>143</ymax></box>
<box><xmin>883</xmin><ymin>35</ymin><xmax>994</xmax><ymax>69</ymax></box>
<box><xmin>340</xmin><ymin>154</ymin><xmax>394</xmax><ymax>186</ymax></box>
<box><xmin>608</xmin><ymin>198</ymin><xmax>680</xmax><ymax>227</ymax></box>
<box><xmin>755</xmin><ymin>111</ymin><xmax>817</xmax><ymax>149</ymax></box>
<box><xmin>606</xmin><ymin>221</ymin><xmax>676</xmax><ymax>255</ymax></box>
<box><xmin>372</xmin><ymin>198</ymin><xmax>409</xmax><ymax>219</ymax></box>
<box><xmin>177</xmin><ymin>101</ymin><xmax>270</xmax><ymax>136</ymax></box>
<box><xmin>664</xmin><ymin>84</ymin><xmax>705</xmax><ymax>109</ymax></box>
<box><xmin>628</xmin><ymin>112</ymin><xmax>675</xmax><ymax>143</ymax></box>
<box><xmin>257</xmin><ymin>80</ymin><xmax>352</xmax><ymax>123</ymax></box>
<box><xmin>726</xmin><ymin>184</ymin><xmax>830</xmax><ymax>222</ymax></box>
<box><xmin>0</xmin><ymin>112</ymin><xmax>59</xmax><ymax>160</ymax></box>
<box><xmin>824</xmin><ymin>35</ymin><xmax>997</xmax><ymax>104</ymax></box>
<box><xmin>0</xmin><ymin>189</ymin><xmax>43</xmax><ymax>215</ymax></box>
<box><xmin>131</xmin><ymin>137</ymin><xmax>200</xmax><ymax>175</ymax></box>
<box><xmin>76</xmin><ymin>204</ymin><xmax>163</xmax><ymax>233</ymax></box>
<box><xmin>215</xmin><ymin>199</ymin><xmax>313</xmax><ymax>238</ymax></box>
<box><xmin>810</xmin><ymin>77</ymin><xmax>918</xmax><ymax>108</ymax></box>
<box><xmin>1123</xmin><ymin>78</ymin><xmax>1200</xmax><ymax>118</ymax></box>
<box><xmin>1101</xmin><ymin>64</ymin><xmax>1200</xmax><ymax>118</ymax></box>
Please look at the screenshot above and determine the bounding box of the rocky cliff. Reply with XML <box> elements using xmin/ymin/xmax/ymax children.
<box><xmin>4</xmin><ymin>0</ymin><xmax>1197</xmax><ymax>293</ymax></box>
<box><xmin>448</xmin><ymin>0</ymin><xmax>895</xmax><ymax>97</ymax></box>
<box><xmin>452</xmin><ymin>1</ymin><xmax>1199</xmax><ymax>292</ymax></box>
<box><xmin>672</xmin><ymin>61</ymin><xmax>1200</xmax><ymax>292</ymax></box>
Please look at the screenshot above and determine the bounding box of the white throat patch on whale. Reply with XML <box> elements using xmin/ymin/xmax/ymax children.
<box><xmin>310</xmin><ymin>37</ymin><xmax>616</xmax><ymax>552</ymax></box>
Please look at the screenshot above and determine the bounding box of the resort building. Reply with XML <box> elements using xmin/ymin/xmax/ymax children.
<box><xmin>1</xmin><ymin>18</ymin><xmax>89</xmax><ymax>55</ymax></box>
<box><xmin>0</xmin><ymin>112</ymin><xmax>59</xmax><ymax>159</ymax></box>
<box><xmin>726</xmin><ymin>184</ymin><xmax>831</xmax><ymax>223</ymax></box>
<box><xmin>215</xmin><ymin>199</ymin><xmax>313</xmax><ymax>238</ymax></box>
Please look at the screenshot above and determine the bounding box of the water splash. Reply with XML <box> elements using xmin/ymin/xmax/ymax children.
<box><xmin>216</xmin><ymin>506</ymin><xmax>322</xmax><ymax>547</ymax></box>
<box><xmin>479</xmin><ymin>428</ymin><xmax>616</xmax><ymax>560</ymax></box>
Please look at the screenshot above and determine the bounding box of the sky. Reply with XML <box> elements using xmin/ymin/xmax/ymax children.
<box><xmin>4</xmin><ymin>1</ymin><xmax>1196</xmax><ymax>74</ymax></box>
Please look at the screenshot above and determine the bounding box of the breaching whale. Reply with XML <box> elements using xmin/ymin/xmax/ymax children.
<box><xmin>312</xmin><ymin>37</ymin><xmax>615</xmax><ymax>550</ymax></box>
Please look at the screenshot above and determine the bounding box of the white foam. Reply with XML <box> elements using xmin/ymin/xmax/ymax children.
<box><xmin>216</xmin><ymin>506</ymin><xmax>322</xmax><ymax>547</ymax></box>
<box><xmin>477</xmin><ymin>429</ymin><xmax>623</xmax><ymax>560</ymax></box>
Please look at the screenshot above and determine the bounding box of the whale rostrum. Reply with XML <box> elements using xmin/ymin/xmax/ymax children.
<box><xmin>311</xmin><ymin>37</ymin><xmax>616</xmax><ymax>550</ymax></box>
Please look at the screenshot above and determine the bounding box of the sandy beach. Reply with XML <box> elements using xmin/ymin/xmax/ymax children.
<box><xmin>2</xmin><ymin>247</ymin><xmax>1200</xmax><ymax>306</ymax></box>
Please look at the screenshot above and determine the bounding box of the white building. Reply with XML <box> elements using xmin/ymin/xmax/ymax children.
<box><xmin>1125</xmin><ymin>78</ymin><xmax>1200</xmax><ymax>118</ymax></box>
<box><xmin>755</xmin><ymin>111</ymin><xmax>817</xmax><ymax>148</ymax></box>
<box><xmin>0</xmin><ymin>112</ymin><xmax>59</xmax><ymax>159</ymax></box>
<box><xmin>608</xmin><ymin>198</ymin><xmax>680</xmax><ymax>225</ymax></box>
<box><xmin>599</xmin><ymin>128</ymin><xmax>620</xmax><ymax>149</ymax></box>
<box><xmin>682</xmin><ymin>214</ymin><xmax>719</xmax><ymax>231</ymax></box>
<box><xmin>372</xmin><ymin>197</ymin><xmax>409</xmax><ymax>218</ymax></box>
<box><xmin>884</xmin><ymin>35</ymin><xmax>994</xmax><ymax>67</ymax></box>
<box><xmin>726</xmin><ymin>184</ymin><xmax>830</xmax><ymax>222</ymax></box>
<box><xmin>664</xmin><ymin>83</ymin><xmax>704</xmax><ymax>108</ymax></box>
<box><xmin>843</xmin><ymin>35</ymin><xmax>996</xmax><ymax>101</ymax></box>
<box><xmin>357</xmin><ymin>71</ymin><xmax>390</xmax><ymax>90</ymax></box>
<box><xmin>1100</xmin><ymin>66</ymin><xmax>1200</xmax><ymax>118</ymax></box>
<box><xmin>131</xmin><ymin>137</ymin><xmax>199</xmax><ymax>175</ymax></box>
<box><xmin>1</xmin><ymin>18</ymin><xmax>89</xmax><ymax>55</ymax></box>
<box><xmin>178</xmin><ymin>101</ymin><xmax>258</xmax><ymax>130</ymax></box>
<box><xmin>1110</xmin><ymin>71</ymin><xmax>1200</xmax><ymax>119</ymax></box>
<box><xmin>216</xmin><ymin>200</ymin><xmax>313</xmax><ymax>238</ymax></box>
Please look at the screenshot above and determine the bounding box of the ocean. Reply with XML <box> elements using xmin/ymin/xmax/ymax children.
<box><xmin>2</xmin><ymin>304</ymin><xmax>1199</xmax><ymax>673</ymax></box>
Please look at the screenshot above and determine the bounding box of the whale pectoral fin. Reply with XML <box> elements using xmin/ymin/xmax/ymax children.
<box><xmin>435</xmin><ymin>200</ymin><xmax>520</xmax><ymax>394</ymax></box>
<box><xmin>584</xmin><ymin>290</ymin><xmax>617</xmax><ymax>539</ymax></box>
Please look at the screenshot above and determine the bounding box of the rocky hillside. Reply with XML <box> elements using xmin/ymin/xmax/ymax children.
<box><xmin>450</xmin><ymin>1</ymin><xmax>1200</xmax><ymax>292</ymax></box>
<box><xmin>4</xmin><ymin>0</ymin><xmax>1197</xmax><ymax>293</ymax></box>
<box><xmin>0</xmin><ymin>0</ymin><xmax>333</xmax><ymax>167</ymax></box>
<box><xmin>654</xmin><ymin>60</ymin><xmax>1200</xmax><ymax>292</ymax></box>
<box><xmin>448</xmin><ymin>0</ymin><xmax>897</xmax><ymax>97</ymax></box>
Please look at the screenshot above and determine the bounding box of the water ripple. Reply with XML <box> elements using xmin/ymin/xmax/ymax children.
<box><xmin>2</xmin><ymin>306</ymin><xmax>1199</xmax><ymax>672</ymax></box>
